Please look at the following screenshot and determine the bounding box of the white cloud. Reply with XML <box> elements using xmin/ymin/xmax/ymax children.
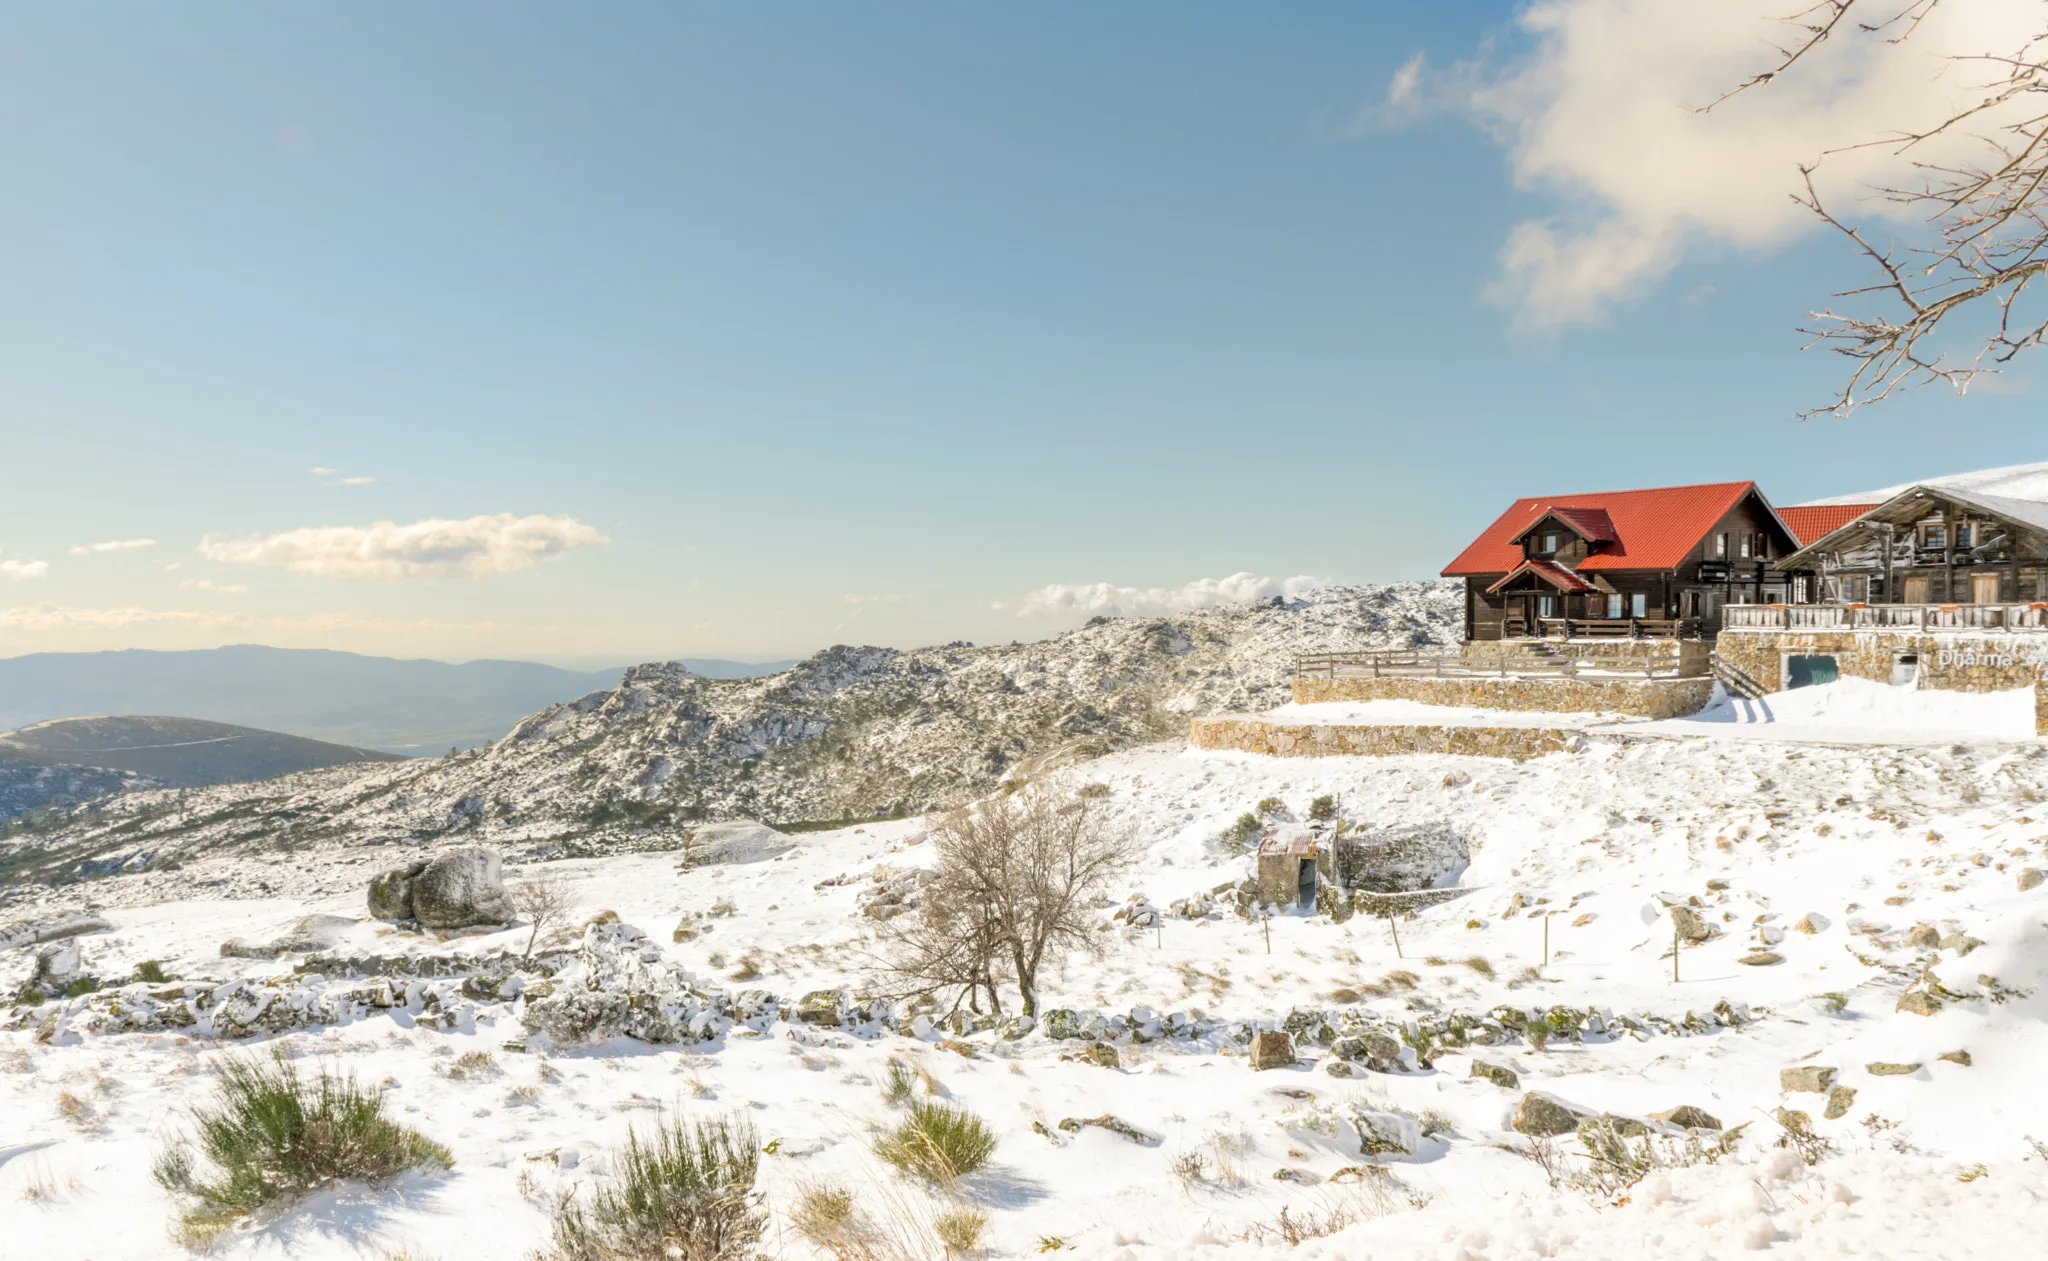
<box><xmin>330</xmin><ymin>476</ymin><xmax>375</xmax><ymax>486</ymax></box>
<box><xmin>178</xmin><ymin>579</ymin><xmax>248</xmax><ymax>594</ymax></box>
<box><xmin>198</xmin><ymin>513</ymin><xmax>609</xmax><ymax>580</ymax></box>
<box><xmin>309</xmin><ymin>466</ymin><xmax>338</xmax><ymax>476</ymax></box>
<box><xmin>1001</xmin><ymin>572</ymin><xmax>1325</xmax><ymax>617</ymax></box>
<box><xmin>68</xmin><ymin>537</ymin><xmax>157</xmax><ymax>556</ymax></box>
<box><xmin>1371</xmin><ymin>0</ymin><xmax>2042</xmax><ymax>324</ymax></box>
<box><xmin>1</xmin><ymin>557</ymin><xmax>48</xmax><ymax>582</ymax></box>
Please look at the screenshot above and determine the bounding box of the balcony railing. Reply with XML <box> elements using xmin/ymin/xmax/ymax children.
<box><xmin>1723</xmin><ymin>603</ymin><xmax>2048</xmax><ymax>632</ymax></box>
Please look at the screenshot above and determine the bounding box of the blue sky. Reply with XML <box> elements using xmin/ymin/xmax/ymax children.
<box><xmin>1</xmin><ymin>2</ymin><xmax>2038</xmax><ymax>667</ymax></box>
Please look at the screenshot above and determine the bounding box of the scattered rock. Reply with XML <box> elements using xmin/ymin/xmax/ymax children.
<box><xmin>1939</xmin><ymin>1050</ymin><xmax>1972</xmax><ymax>1067</ymax></box>
<box><xmin>1272</xmin><ymin>1167</ymin><xmax>1321</xmax><ymax>1185</ymax></box>
<box><xmin>1775</xmin><ymin>1107</ymin><xmax>1812</xmax><ymax>1131</ymax></box>
<box><xmin>1249</xmin><ymin>1029</ymin><xmax>1296</xmax><ymax>1071</ymax></box>
<box><xmin>1650</xmin><ymin>1105</ymin><xmax>1722</xmax><ymax>1131</ymax></box>
<box><xmin>1883</xmin><ymin>895</ymin><xmax>1909</xmax><ymax>906</ymax></box>
<box><xmin>1056</xmin><ymin>1114</ymin><xmax>1158</xmax><ymax>1145</ymax></box>
<box><xmin>1739</xmin><ymin>951</ymin><xmax>1785</xmax><ymax>967</ymax></box>
<box><xmin>1571</xmin><ymin>913</ymin><xmax>1594</xmax><ymax>927</ymax></box>
<box><xmin>1669</xmin><ymin>906</ymin><xmax>1712</xmax><ymax>942</ymax></box>
<box><xmin>1906</xmin><ymin>924</ymin><xmax>1941</xmax><ymax>949</ymax></box>
<box><xmin>1866</xmin><ymin>1061</ymin><xmax>1921</xmax><ymax>1076</ymax></box>
<box><xmin>1824</xmin><ymin>1085</ymin><xmax>1857</xmax><ymax>1120</ymax></box>
<box><xmin>368</xmin><ymin>848</ymin><xmax>514</xmax><ymax>929</ymax></box>
<box><xmin>1511</xmin><ymin>1092</ymin><xmax>1585</xmax><ymax>1137</ymax></box>
<box><xmin>2018</xmin><ymin>868</ymin><xmax>2045</xmax><ymax>892</ymax></box>
<box><xmin>1896</xmin><ymin>991</ymin><xmax>1942</xmax><ymax>1017</ymax></box>
<box><xmin>1470</xmin><ymin>1059</ymin><xmax>1520</xmax><ymax>1091</ymax></box>
<box><xmin>0</xmin><ymin>914</ymin><xmax>113</xmax><ymax>951</ymax></box>
<box><xmin>1040</xmin><ymin>1009</ymin><xmax>1084</xmax><ymax>1040</ymax></box>
<box><xmin>1939</xmin><ymin>933</ymin><xmax>1985</xmax><ymax>956</ymax></box>
<box><xmin>1792</xmin><ymin>913</ymin><xmax>1830</xmax><ymax>934</ymax></box>
<box><xmin>1077</xmin><ymin>1042</ymin><xmax>1120</xmax><ymax>1069</ymax></box>
<box><xmin>1355</xmin><ymin>1109</ymin><xmax>1421</xmax><ymax>1156</ymax></box>
<box><xmin>1780</xmin><ymin>1065</ymin><xmax>1838</xmax><ymax>1094</ymax></box>
<box><xmin>1579</xmin><ymin>1114</ymin><xmax>1657</xmax><ymax>1140</ymax></box>
<box><xmin>795</xmin><ymin>990</ymin><xmax>847</xmax><ymax>1027</ymax></box>
<box><xmin>28</xmin><ymin>940</ymin><xmax>84</xmax><ymax>992</ymax></box>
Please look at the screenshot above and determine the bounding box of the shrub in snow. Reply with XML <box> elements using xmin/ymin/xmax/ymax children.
<box><xmin>874</xmin><ymin>1101</ymin><xmax>997</xmax><ymax>1182</ymax></box>
<box><xmin>153</xmin><ymin>1052</ymin><xmax>452</xmax><ymax>1247</ymax></box>
<box><xmin>544</xmin><ymin>1114</ymin><xmax>762</xmax><ymax>1261</ymax></box>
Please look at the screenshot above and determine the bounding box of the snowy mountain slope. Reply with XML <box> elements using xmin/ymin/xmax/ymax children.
<box><xmin>0</xmin><ymin>750</ymin><xmax>157</xmax><ymax>824</ymax></box>
<box><xmin>1797</xmin><ymin>460</ymin><xmax>2048</xmax><ymax>507</ymax></box>
<box><xmin>0</xmin><ymin>581</ymin><xmax>1458</xmax><ymax>893</ymax></box>
<box><xmin>7</xmin><ymin>721</ymin><xmax>2048</xmax><ymax>1258</ymax></box>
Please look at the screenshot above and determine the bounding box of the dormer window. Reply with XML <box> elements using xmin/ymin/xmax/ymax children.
<box><xmin>1541</xmin><ymin>533</ymin><xmax>1559</xmax><ymax>554</ymax></box>
<box><xmin>1920</xmin><ymin>522</ymin><xmax>1947</xmax><ymax>550</ymax></box>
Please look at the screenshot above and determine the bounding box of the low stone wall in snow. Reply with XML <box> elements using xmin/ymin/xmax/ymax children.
<box><xmin>1189</xmin><ymin>715</ymin><xmax>1578</xmax><ymax>760</ymax></box>
<box><xmin>1716</xmin><ymin>627</ymin><xmax>2048</xmax><ymax>734</ymax></box>
<box><xmin>1289</xmin><ymin>675</ymin><xmax>1714</xmax><ymax>720</ymax></box>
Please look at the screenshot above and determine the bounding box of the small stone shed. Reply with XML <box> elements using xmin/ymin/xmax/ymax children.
<box><xmin>1255</xmin><ymin>822</ymin><xmax>1473</xmax><ymax>912</ymax></box>
<box><xmin>1256</xmin><ymin>828</ymin><xmax>1323</xmax><ymax>909</ymax></box>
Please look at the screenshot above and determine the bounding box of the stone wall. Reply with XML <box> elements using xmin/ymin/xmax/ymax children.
<box><xmin>1458</xmin><ymin>638</ymin><xmax>1711</xmax><ymax>674</ymax></box>
<box><xmin>1291</xmin><ymin>675</ymin><xmax>1714</xmax><ymax>720</ymax></box>
<box><xmin>1190</xmin><ymin>714</ymin><xmax>1578</xmax><ymax>760</ymax></box>
<box><xmin>1716</xmin><ymin>628</ymin><xmax>2048</xmax><ymax>734</ymax></box>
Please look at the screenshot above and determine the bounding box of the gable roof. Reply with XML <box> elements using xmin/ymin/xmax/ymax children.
<box><xmin>1443</xmin><ymin>481</ymin><xmax>1770</xmax><ymax>576</ymax></box>
<box><xmin>1778</xmin><ymin>503</ymin><xmax>1876</xmax><ymax>547</ymax></box>
<box><xmin>1484</xmin><ymin>559</ymin><xmax>1599</xmax><ymax>594</ymax></box>
<box><xmin>1511</xmin><ymin>506</ymin><xmax>1617</xmax><ymax>545</ymax></box>
<box><xmin>1781</xmin><ymin>483</ymin><xmax>2048</xmax><ymax>567</ymax></box>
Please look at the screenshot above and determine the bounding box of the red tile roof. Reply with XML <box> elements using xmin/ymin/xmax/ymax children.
<box><xmin>1484</xmin><ymin>559</ymin><xmax>1599</xmax><ymax>594</ymax></box>
<box><xmin>1443</xmin><ymin>481</ymin><xmax>1761</xmax><ymax>576</ymax></box>
<box><xmin>1778</xmin><ymin>503</ymin><xmax>1876</xmax><ymax>546</ymax></box>
<box><xmin>1511</xmin><ymin>506</ymin><xmax>1618</xmax><ymax>545</ymax></box>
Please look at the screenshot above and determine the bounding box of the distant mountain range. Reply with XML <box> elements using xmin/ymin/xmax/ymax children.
<box><xmin>0</xmin><ymin>715</ymin><xmax>405</xmax><ymax>785</ymax></box>
<box><xmin>0</xmin><ymin>646</ymin><xmax>798</xmax><ymax>753</ymax></box>
<box><xmin>0</xmin><ymin>582</ymin><xmax>1462</xmax><ymax>886</ymax></box>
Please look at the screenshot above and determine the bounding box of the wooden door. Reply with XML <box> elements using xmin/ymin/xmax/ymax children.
<box><xmin>1903</xmin><ymin>576</ymin><xmax>1929</xmax><ymax>604</ymax></box>
<box><xmin>1972</xmin><ymin>573</ymin><xmax>2000</xmax><ymax>604</ymax></box>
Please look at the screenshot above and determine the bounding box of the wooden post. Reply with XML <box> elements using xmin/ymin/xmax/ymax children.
<box><xmin>1542</xmin><ymin>913</ymin><xmax>1550</xmax><ymax>969</ymax></box>
<box><xmin>1387</xmin><ymin>913</ymin><xmax>1402</xmax><ymax>959</ymax></box>
<box><xmin>1672</xmin><ymin>923</ymin><xmax>1680</xmax><ymax>984</ymax></box>
<box><xmin>1263</xmin><ymin>910</ymin><xmax>1271</xmax><ymax>956</ymax></box>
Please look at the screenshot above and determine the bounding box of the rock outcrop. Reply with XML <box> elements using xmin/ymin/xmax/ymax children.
<box><xmin>368</xmin><ymin>848</ymin><xmax>514</xmax><ymax>929</ymax></box>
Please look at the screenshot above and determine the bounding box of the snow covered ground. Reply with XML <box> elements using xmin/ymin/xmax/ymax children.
<box><xmin>8</xmin><ymin>718</ymin><xmax>2048</xmax><ymax>1258</ymax></box>
<box><xmin>1609</xmin><ymin>678</ymin><xmax>2042</xmax><ymax>746</ymax></box>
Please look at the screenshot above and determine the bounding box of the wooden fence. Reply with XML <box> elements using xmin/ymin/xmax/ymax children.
<box><xmin>1723</xmin><ymin>603</ymin><xmax>2048</xmax><ymax>633</ymax></box>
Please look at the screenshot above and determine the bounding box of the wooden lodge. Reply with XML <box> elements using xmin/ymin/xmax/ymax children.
<box><xmin>1774</xmin><ymin>483</ymin><xmax>2048</xmax><ymax>610</ymax></box>
<box><xmin>1442</xmin><ymin>481</ymin><xmax>1860</xmax><ymax>641</ymax></box>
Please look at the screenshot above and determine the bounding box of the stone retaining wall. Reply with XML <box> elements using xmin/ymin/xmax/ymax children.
<box><xmin>1190</xmin><ymin>715</ymin><xmax>1578</xmax><ymax>760</ymax></box>
<box><xmin>1459</xmin><ymin>639</ymin><xmax>1711</xmax><ymax>674</ymax></box>
<box><xmin>1717</xmin><ymin>628</ymin><xmax>2048</xmax><ymax>734</ymax></box>
<box><xmin>1291</xmin><ymin>675</ymin><xmax>1714</xmax><ymax>720</ymax></box>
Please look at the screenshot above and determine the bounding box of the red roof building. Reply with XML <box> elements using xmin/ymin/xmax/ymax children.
<box><xmin>1778</xmin><ymin>503</ymin><xmax>1878</xmax><ymax>547</ymax></box>
<box><xmin>1443</xmin><ymin>481</ymin><xmax>1807</xmax><ymax>640</ymax></box>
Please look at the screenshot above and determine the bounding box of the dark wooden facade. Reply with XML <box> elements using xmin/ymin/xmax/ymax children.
<box><xmin>1450</xmin><ymin>484</ymin><xmax>1806</xmax><ymax>640</ymax></box>
<box><xmin>1778</xmin><ymin>486</ymin><xmax>2048</xmax><ymax>606</ymax></box>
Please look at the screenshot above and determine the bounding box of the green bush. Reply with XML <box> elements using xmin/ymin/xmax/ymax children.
<box><xmin>1219</xmin><ymin>813</ymin><xmax>1263</xmax><ymax>854</ymax></box>
<box><xmin>1255</xmin><ymin>797</ymin><xmax>1285</xmax><ymax>818</ymax></box>
<box><xmin>154</xmin><ymin>1053</ymin><xmax>451</xmax><ymax>1243</ymax></box>
<box><xmin>880</xmin><ymin>1058</ymin><xmax>917</xmax><ymax>1106</ymax></box>
<box><xmin>874</xmin><ymin>1101</ymin><xmax>997</xmax><ymax>1182</ymax></box>
<box><xmin>133</xmin><ymin>960</ymin><xmax>172</xmax><ymax>984</ymax></box>
<box><xmin>545</xmin><ymin>1114</ymin><xmax>762</xmax><ymax>1261</ymax></box>
<box><xmin>1307</xmin><ymin>795</ymin><xmax>1337</xmax><ymax>823</ymax></box>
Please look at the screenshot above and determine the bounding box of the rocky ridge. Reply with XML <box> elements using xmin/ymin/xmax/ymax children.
<box><xmin>0</xmin><ymin>581</ymin><xmax>1458</xmax><ymax>896</ymax></box>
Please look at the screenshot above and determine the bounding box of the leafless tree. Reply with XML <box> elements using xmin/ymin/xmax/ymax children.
<box><xmin>873</xmin><ymin>790</ymin><xmax>1138</xmax><ymax>1018</ymax></box>
<box><xmin>1708</xmin><ymin>2</ymin><xmax>2048</xmax><ymax>416</ymax></box>
<box><xmin>513</xmin><ymin>870</ymin><xmax>577</xmax><ymax>963</ymax></box>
